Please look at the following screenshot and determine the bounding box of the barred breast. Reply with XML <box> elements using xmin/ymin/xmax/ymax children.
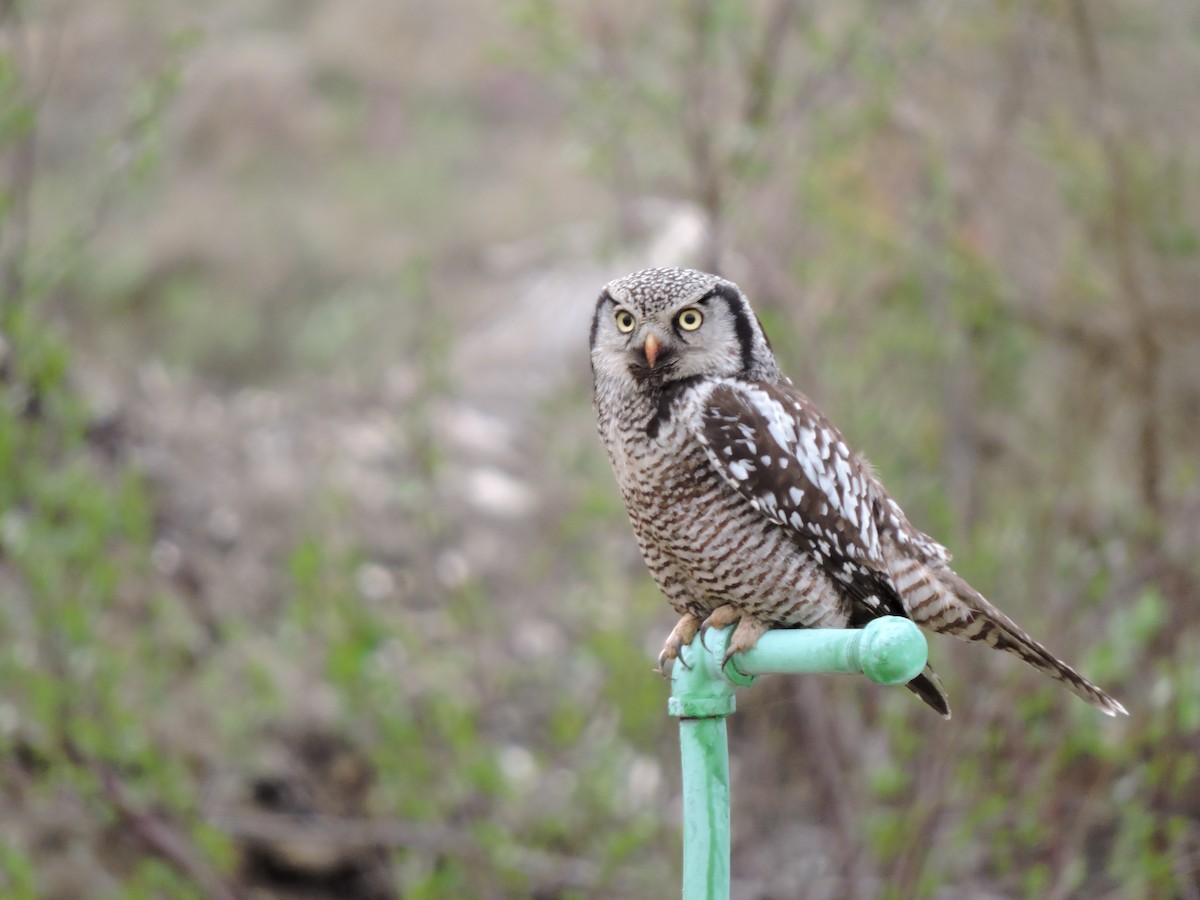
<box><xmin>603</xmin><ymin>384</ymin><xmax>850</xmax><ymax>631</ymax></box>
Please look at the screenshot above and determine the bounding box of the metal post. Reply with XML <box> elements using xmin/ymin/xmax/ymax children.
<box><xmin>669</xmin><ymin>630</ymin><xmax>739</xmax><ymax>900</ymax></box>
<box><xmin>667</xmin><ymin>616</ymin><xmax>928</xmax><ymax>900</ymax></box>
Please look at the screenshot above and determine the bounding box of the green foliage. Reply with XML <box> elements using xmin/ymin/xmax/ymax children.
<box><xmin>0</xmin><ymin>303</ymin><xmax>221</xmax><ymax>892</ymax></box>
<box><xmin>118</xmin><ymin>859</ymin><xmax>205</xmax><ymax>900</ymax></box>
<box><xmin>0</xmin><ymin>842</ymin><xmax>38</xmax><ymax>900</ymax></box>
<box><xmin>0</xmin><ymin>17</ymin><xmax>235</xmax><ymax>896</ymax></box>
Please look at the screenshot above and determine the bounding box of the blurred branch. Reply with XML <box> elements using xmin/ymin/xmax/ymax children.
<box><xmin>1007</xmin><ymin>294</ymin><xmax>1200</xmax><ymax>383</ymax></box>
<box><xmin>888</xmin><ymin>748</ymin><xmax>952</xmax><ymax>899</ymax></box>
<box><xmin>926</xmin><ymin>7</ymin><xmax>1035</xmax><ymax>536</ymax></box>
<box><xmin>1068</xmin><ymin>0</ymin><xmax>1164</xmax><ymax>522</ymax></box>
<box><xmin>1007</xmin><ymin>304</ymin><xmax>1122</xmax><ymax>364</ymax></box>
<box><xmin>1045</xmin><ymin>773</ymin><xmax>1113</xmax><ymax>900</ymax></box>
<box><xmin>957</xmin><ymin>4</ymin><xmax>1033</xmax><ymax>227</ymax></box>
<box><xmin>204</xmin><ymin>806</ymin><xmax>640</xmax><ymax>895</ymax></box>
<box><xmin>679</xmin><ymin>0</ymin><xmax>824</xmax><ymax>275</ymax></box>
<box><xmin>0</xmin><ymin>8</ymin><xmax>187</xmax><ymax>321</ymax></box>
<box><xmin>681</xmin><ymin>0</ymin><xmax>724</xmax><ymax>272</ymax></box>
<box><xmin>62</xmin><ymin>741</ymin><xmax>244</xmax><ymax>900</ymax></box>
<box><xmin>0</xmin><ymin>3</ymin><xmax>39</xmax><ymax>310</ymax></box>
<box><xmin>741</xmin><ymin>0</ymin><xmax>802</xmax><ymax>133</ymax></box>
<box><xmin>791</xmin><ymin>681</ymin><xmax>868</xmax><ymax>900</ymax></box>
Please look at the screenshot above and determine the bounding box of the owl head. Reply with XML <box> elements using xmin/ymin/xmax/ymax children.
<box><xmin>589</xmin><ymin>267</ymin><xmax>779</xmax><ymax>389</ymax></box>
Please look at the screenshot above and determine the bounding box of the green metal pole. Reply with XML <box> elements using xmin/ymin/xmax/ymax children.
<box><xmin>667</xmin><ymin>616</ymin><xmax>928</xmax><ymax>900</ymax></box>
<box><xmin>716</xmin><ymin>615</ymin><xmax>929</xmax><ymax>685</ymax></box>
<box><xmin>669</xmin><ymin>631</ymin><xmax>739</xmax><ymax>900</ymax></box>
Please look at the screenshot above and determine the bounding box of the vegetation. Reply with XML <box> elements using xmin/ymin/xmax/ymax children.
<box><xmin>1</xmin><ymin>1</ymin><xmax>1197</xmax><ymax>897</ymax></box>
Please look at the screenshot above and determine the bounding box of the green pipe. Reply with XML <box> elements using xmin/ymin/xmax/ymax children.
<box><xmin>716</xmin><ymin>615</ymin><xmax>929</xmax><ymax>685</ymax></box>
<box><xmin>677</xmin><ymin>715</ymin><xmax>731</xmax><ymax>899</ymax></box>
<box><xmin>667</xmin><ymin>616</ymin><xmax>928</xmax><ymax>900</ymax></box>
<box><xmin>669</xmin><ymin>629</ymin><xmax>739</xmax><ymax>900</ymax></box>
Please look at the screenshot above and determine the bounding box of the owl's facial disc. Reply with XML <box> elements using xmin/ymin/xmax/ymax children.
<box><xmin>624</xmin><ymin>299</ymin><xmax>719</xmax><ymax>383</ymax></box>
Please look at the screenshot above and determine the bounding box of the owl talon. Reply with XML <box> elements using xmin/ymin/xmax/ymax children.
<box><xmin>655</xmin><ymin>647</ymin><xmax>691</xmax><ymax>675</ymax></box>
<box><xmin>655</xmin><ymin>647</ymin><xmax>686</xmax><ymax>675</ymax></box>
<box><xmin>697</xmin><ymin>604</ymin><xmax>740</xmax><ymax>654</ymax></box>
<box><xmin>656</xmin><ymin>644</ymin><xmax>693</xmax><ymax>675</ymax></box>
<box><xmin>655</xmin><ymin>612</ymin><xmax>702</xmax><ymax>675</ymax></box>
<box><xmin>720</xmin><ymin>617</ymin><xmax>768</xmax><ymax>667</ymax></box>
<box><xmin>700</xmin><ymin>604</ymin><xmax>740</xmax><ymax>633</ymax></box>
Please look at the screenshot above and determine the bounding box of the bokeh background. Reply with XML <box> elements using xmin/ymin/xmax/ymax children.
<box><xmin>2</xmin><ymin>1</ymin><xmax>1198</xmax><ymax>897</ymax></box>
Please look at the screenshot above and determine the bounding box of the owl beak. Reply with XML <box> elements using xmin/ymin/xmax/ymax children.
<box><xmin>643</xmin><ymin>334</ymin><xmax>661</xmax><ymax>369</ymax></box>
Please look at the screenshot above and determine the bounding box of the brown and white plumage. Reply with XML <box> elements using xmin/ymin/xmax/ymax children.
<box><xmin>590</xmin><ymin>266</ymin><xmax>1126</xmax><ymax>718</ymax></box>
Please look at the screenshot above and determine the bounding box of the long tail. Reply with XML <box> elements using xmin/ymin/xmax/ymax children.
<box><xmin>925</xmin><ymin>568</ymin><xmax>1127</xmax><ymax>717</ymax></box>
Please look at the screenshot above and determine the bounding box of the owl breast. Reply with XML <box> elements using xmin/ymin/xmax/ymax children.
<box><xmin>604</xmin><ymin>383</ymin><xmax>850</xmax><ymax>630</ymax></box>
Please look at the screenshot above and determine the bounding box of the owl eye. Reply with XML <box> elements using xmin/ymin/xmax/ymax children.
<box><xmin>677</xmin><ymin>308</ymin><xmax>703</xmax><ymax>331</ymax></box>
<box><xmin>615</xmin><ymin>310</ymin><xmax>636</xmax><ymax>333</ymax></box>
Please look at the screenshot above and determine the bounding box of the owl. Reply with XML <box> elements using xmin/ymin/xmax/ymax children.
<box><xmin>590</xmin><ymin>266</ymin><xmax>1126</xmax><ymax>718</ymax></box>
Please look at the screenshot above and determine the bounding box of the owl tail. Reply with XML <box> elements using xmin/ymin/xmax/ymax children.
<box><xmin>907</xmin><ymin>664</ymin><xmax>952</xmax><ymax>719</ymax></box>
<box><xmin>935</xmin><ymin>569</ymin><xmax>1128</xmax><ymax>717</ymax></box>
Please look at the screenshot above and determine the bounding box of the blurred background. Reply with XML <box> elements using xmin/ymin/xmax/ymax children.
<box><xmin>1</xmin><ymin>1</ymin><xmax>1198</xmax><ymax>897</ymax></box>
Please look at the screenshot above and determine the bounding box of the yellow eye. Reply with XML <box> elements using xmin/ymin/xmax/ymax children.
<box><xmin>615</xmin><ymin>310</ymin><xmax>636</xmax><ymax>333</ymax></box>
<box><xmin>677</xmin><ymin>308</ymin><xmax>703</xmax><ymax>331</ymax></box>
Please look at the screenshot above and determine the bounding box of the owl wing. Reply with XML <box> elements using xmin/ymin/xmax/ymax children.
<box><xmin>695</xmin><ymin>379</ymin><xmax>953</xmax><ymax>716</ymax></box>
<box><xmin>694</xmin><ymin>379</ymin><xmax>938</xmax><ymax>624</ymax></box>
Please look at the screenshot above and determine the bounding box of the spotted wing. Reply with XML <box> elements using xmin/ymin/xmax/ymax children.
<box><xmin>695</xmin><ymin>379</ymin><xmax>952</xmax><ymax>716</ymax></box>
<box><xmin>695</xmin><ymin>380</ymin><xmax>922</xmax><ymax>623</ymax></box>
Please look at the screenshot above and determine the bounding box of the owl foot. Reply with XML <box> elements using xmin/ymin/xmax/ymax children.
<box><xmin>655</xmin><ymin>612</ymin><xmax>702</xmax><ymax>675</ymax></box>
<box><xmin>722</xmin><ymin>617</ymin><xmax>768</xmax><ymax>667</ymax></box>
<box><xmin>696</xmin><ymin>607</ymin><xmax>739</xmax><ymax>648</ymax></box>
